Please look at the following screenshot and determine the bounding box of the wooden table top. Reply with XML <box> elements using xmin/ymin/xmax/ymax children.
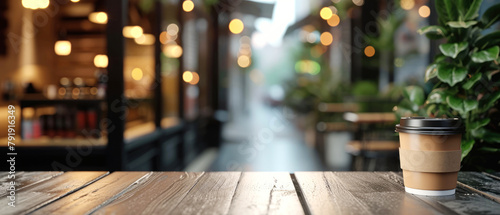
<box><xmin>2</xmin><ymin>171</ymin><xmax>500</xmax><ymax>214</ymax></box>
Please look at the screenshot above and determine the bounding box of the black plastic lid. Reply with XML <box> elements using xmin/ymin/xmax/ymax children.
<box><xmin>395</xmin><ymin>117</ymin><xmax>464</xmax><ymax>135</ymax></box>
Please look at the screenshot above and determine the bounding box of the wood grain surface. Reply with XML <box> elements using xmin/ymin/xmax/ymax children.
<box><xmin>1</xmin><ymin>171</ymin><xmax>500</xmax><ymax>214</ymax></box>
<box><xmin>31</xmin><ymin>172</ymin><xmax>150</xmax><ymax>215</ymax></box>
<box><xmin>228</xmin><ymin>172</ymin><xmax>304</xmax><ymax>215</ymax></box>
<box><xmin>1</xmin><ymin>171</ymin><xmax>108</xmax><ymax>215</ymax></box>
<box><xmin>379</xmin><ymin>172</ymin><xmax>500</xmax><ymax>215</ymax></box>
<box><xmin>169</xmin><ymin>172</ymin><xmax>241</xmax><ymax>215</ymax></box>
<box><xmin>0</xmin><ymin>171</ymin><xmax>63</xmax><ymax>196</ymax></box>
<box><xmin>93</xmin><ymin>172</ymin><xmax>204</xmax><ymax>215</ymax></box>
<box><xmin>295</xmin><ymin>172</ymin><xmax>440</xmax><ymax>215</ymax></box>
<box><xmin>457</xmin><ymin>172</ymin><xmax>500</xmax><ymax>203</ymax></box>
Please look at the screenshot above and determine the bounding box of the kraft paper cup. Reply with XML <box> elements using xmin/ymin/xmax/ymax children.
<box><xmin>395</xmin><ymin>117</ymin><xmax>463</xmax><ymax>196</ymax></box>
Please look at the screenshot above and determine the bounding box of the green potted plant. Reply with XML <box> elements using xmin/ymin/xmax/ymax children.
<box><xmin>397</xmin><ymin>0</ymin><xmax>500</xmax><ymax>171</ymax></box>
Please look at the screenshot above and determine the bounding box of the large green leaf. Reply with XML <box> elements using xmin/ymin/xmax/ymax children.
<box><xmin>446</xmin><ymin>96</ymin><xmax>477</xmax><ymax>116</ymax></box>
<box><xmin>436</xmin><ymin>0</ymin><xmax>451</xmax><ymax>24</ymax></box>
<box><xmin>470</xmin><ymin>128</ymin><xmax>500</xmax><ymax>142</ymax></box>
<box><xmin>437</xmin><ymin>64</ymin><xmax>468</xmax><ymax>86</ymax></box>
<box><xmin>480</xmin><ymin>91</ymin><xmax>500</xmax><ymax>111</ymax></box>
<box><xmin>439</xmin><ymin>42</ymin><xmax>468</xmax><ymax>58</ymax></box>
<box><xmin>425</xmin><ymin>63</ymin><xmax>439</xmax><ymax>82</ymax></box>
<box><xmin>446</xmin><ymin>95</ymin><xmax>465</xmax><ymax>114</ymax></box>
<box><xmin>418</xmin><ymin>26</ymin><xmax>448</xmax><ymax>39</ymax></box>
<box><xmin>447</xmin><ymin>21</ymin><xmax>477</xmax><ymax>28</ymax></box>
<box><xmin>462</xmin><ymin>73</ymin><xmax>482</xmax><ymax>90</ymax></box>
<box><xmin>475</xmin><ymin>31</ymin><xmax>500</xmax><ymax>49</ymax></box>
<box><xmin>469</xmin><ymin>118</ymin><xmax>490</xmax><ymax>130</ymax></box>
<box><xmin>427</xmin><ymin>88</ymin><xmax>449</xmax><ymax>104</ymax></box>
<box><xmin>463</xmin><ymin>0</ymin><xmax>483</xmax><ymax>20</ymax></box>
<box><xmin>461</xmin><ymin>139</ymin><xmax>474</xmax><ymax>161</ymax></box>
<box><xmin>480</xmin><ymin>3</ymin><xmax>500</xmax><ymax>29</ymax></box>
<box><xmin>464</xmin><ymin>99</ymin><xmax>478</xmax><ymax>113</ymax></box>
<box><xmin>471</xmin><ymin>46</ymin><xmax>500</xmax><ymax>63</ymax></box>
<box><xmin>443</xmin><ymin>0</ymin><xmax>459</xmax><ymax>22</ymax></box>
<box><xmin>403</xmin><ymin>86</ymin><xmax>425</xmax><ymax>106</ymax></box>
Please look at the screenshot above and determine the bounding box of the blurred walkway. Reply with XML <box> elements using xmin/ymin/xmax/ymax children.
<box><xmin>210</xmin><ymin>103</ymin><xmax>324</xmax><ymax>171</ymax></box>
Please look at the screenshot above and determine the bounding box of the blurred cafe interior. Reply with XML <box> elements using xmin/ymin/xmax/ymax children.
<box><xmin>0</xmin><ymin>0</ymin><xmax>499</xmax><ymax>172</ymax></box>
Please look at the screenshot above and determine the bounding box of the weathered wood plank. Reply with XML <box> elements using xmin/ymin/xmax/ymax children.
<box><xmin>170</xmin><ymin>172</ymin><xmax>241</xmax><ymax>215</ymax></box>
<box><xmin>458</xmin><ymin>172</ymin><xmax>500</xmax><ymax>203</ymax></box>
<box><xmin>31</xmin><ymin>172</ymin><xmax>150</xmax><ymax>215</ymax></box>
<box><xmin>381</xmin><ymin>172</ymin><xmax>500</xmax><ymax>215</ymax></box>
<box><xmin>0</xmin><ymin>172</ymin><xmax>63</xmax><ymax>196</ymax></box>
<box><xmin>1</xmin><ymin>171</ymin><xmax>108</xmax><ymax>215</ymax></box>
<box><xmin>295</xmin><ymin>172</ymin><xmax>441</xmax><ymax>215</ymax></box>
<box><xmin>483</xmin><ymin>172</ymin><xmax>500</xmax><ymax>181</ymax></box>
<box><xmin>93</xmin><ymin>172</ymin><xmax>204</xmax><ymax>215</ymax></box>
<box><xmin>227</xmin><ymin>172</ymin><xmax>304</xmax><ymax>215</ymax></box>
<box><xmin>294</xmin><ymin>172</ymin><xmax>349</xmax><ymax>214</ymax></box>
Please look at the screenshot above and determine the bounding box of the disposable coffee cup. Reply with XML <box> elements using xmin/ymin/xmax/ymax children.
<box><xmin>395</xmin><ymin>117</ymin><xmax>463</xmax><ymax>196</ymax></box>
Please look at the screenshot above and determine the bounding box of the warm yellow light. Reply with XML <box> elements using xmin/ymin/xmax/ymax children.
<box><xmin>40</xmin><ymin>0</ymin><xmax>49</xmax><ymax>8</ymax></box>
<box><xmin>327</xmin><ymin>14</ymin><xmax>340</xmax><ymax>27</ymax></box>
<box><xmin>320</xmin><ymin>32</ymin><xmax>333</xmax><ymax>46</ymax></box>
<box><xmin>54</xmin><ymin>40</ymin><xmax>71</xmax><ymax>56</ymax></box>
<box><xmin>182</xmin><ymin>0</ymin><xmax>194</xmax><ymax>12</ymax></box>
<box><xmin>89</xmin><ymin>12</ymin><xmax>108</xmax><ymax>24</ymax></box>
<box><xmin>94</xmin><ymin>54</ymin><xmax>108</xmax><ymax>68</ymax></box>
<box><xmin>71</xmin><ymin>0</ymin><xmax>80</xmax><ymax>2</ymax></box>
<box><xmin>352</xmin><ymin>0</ymin><xmax>364</xmax><ymax>6</ymax></box>
<box><xmin>189</xmin><ymin>72</ymin><xmax>199</xmax><ymax>85</ymax></box>
<box><xmin>319</xmin><ymin>7</ymin><xmax>333</xmax><ymax>20</ymax></box>
<box><xmin>400</xmin><ymin>0</ymin><xmax>415</xmax><ymax>10</ymax></box>
<box><xmin>135</xmin><ymin>33</ymin><xmax>155</xmax><ymax>45</ymax></box>
<box><xmin>163</xmin><ymin>44</ymin><xmax>183</xmax><ymax>58</ymax></box>
<box><xmin>364</xmin><ymin>46</ymin><xmax>375</xmax><ymax>57</ymax></box>
<box><xmin>131</xmin><ymin>68</ymin><xmax>143</xmax><ymax>81</ymax></box>
<box><xmin>183</xmin><ymin>71</ymin><xmax>193</xmax><ymax>83</ymax></box>
<box><xmin>123</xmin><ymin>26</ymin><xmax>143</xmax><ymax>38</ymax></box>
<box><xmin>22</xmin><ymin>0</ymin><xmax>49</xmax><ymax>9</ymax></box>
<box><xmin>418</xmin><ymin>5</ymin><xmax>431</xmax><ymax>18</ymax></box>
<box><xmin>229</xmin><ymin>19</ymin><xmax>244</xmax><ymax>34</ymax></box>
<box><xmin>237</xmin><ymin>55</ymin><xmax>251</xmax><ymax>68</ymax></box>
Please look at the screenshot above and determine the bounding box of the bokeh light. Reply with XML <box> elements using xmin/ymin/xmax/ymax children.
<box><xmin>89</xmin><ymin>12</ymin><xmax>108</xmax><ymax>24</ymax></box>
<box><xmin>418</xmin><ymin>5</ymin><xmax>431</xmax><ymax>18</ymax></box>
<box><xmin>319</xmin><ymin>7</ymin><xmax>333</xmax><ymax>20</ymax></box>
<box><xmin>327</xmin><ymin>14</ymin><xmax>340</xmax><ymax>27</ymax></box>
<box><xmin>364</xmin><ymin>46</ymin><xmax>376</xmax><ymax>57</ymax></box>
<box><xmin>190</xmin><ymin>72</ymin><xmax>200</xmax><ymax>85</ymax></box>
<box><xmin>237</xmin><ymin>55</ymin><xmax>251</xmax><ymax>68</ymax></box>
<box><xmin>320</xmin><ymin>32</ymin><xmax>333</xmax><ymax>46</ymax></box>
<box><xmin>163</xmin><ymin>44</ymin><xmax>183</xmax><ymax>58</ymax></box>
<box><xmin>54</xmin><ymin>40</ymin><xmax>71</xmax><ymax>56</ymax></box>
<box><xmin>182</xmin><ymin>0</ymin><xmax>194</xmax><ymax>12</ymax></box>
<box><xmin>135</xmin><ymin>34</ymin><xmax>155</xmax><ymax>45</ymax></box>
<box><xmin>123</xmin><ymin>26</ymin><xmax>143</xmax><ymax>38</ymax></box>
<box><xmin>183</xmin><ymin>71</ymin><xmax>193</xmax><ymax>83</ymax></box>
<box><xmin>22</xmin><ymin>0</ymin><xmax>49</xmax><ymax>9</ymax></box>
<box><xmin>400</xmin><ymin>0</ymin><xmax>415</xmax><ymax>10</ymax></box>
<box><xmin>131</xmin><ymin>68</ymin><xmax>144</xmax><ymax>81</ymax></box>
<box><xmin>229</xmin><ymin>19</ymin><xmax>244</xmax><ymax>34</ymax></box>
<box><xmin>352</xmin><ymin>0</ymin><xmax>364</xmax><ymax>6</ymax></box>
<box><xmin>94</xmin><ymin>54</ymin><xmax>108</xmax><ymax>68</ymax></box>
